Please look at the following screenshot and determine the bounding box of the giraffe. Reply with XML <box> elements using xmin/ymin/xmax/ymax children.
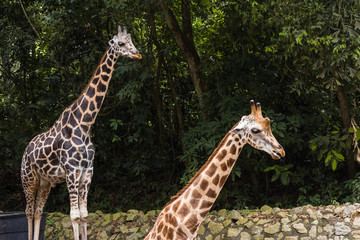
<box><xmin>21</xmin><ymin>26</ymin><xmax>141</xmax><ymax>240</ymax></box>
<box><xmin>144</xmin><ymin>100</ymin><xmax>285</xmax><ymax>240</ymax></box>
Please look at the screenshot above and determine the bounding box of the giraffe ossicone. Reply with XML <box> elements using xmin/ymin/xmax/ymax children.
<box><xmin>21</xmin><ymin>26</ymin><xmax>141</xmax><ymax>240</ymax></box>
<box><xmin>144</xmin><ymin>100</ymin><xmax>285</xmax><ymax>240</ymax></box>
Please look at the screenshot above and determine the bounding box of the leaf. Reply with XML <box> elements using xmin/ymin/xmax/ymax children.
<box><xmin>280</xmin><ymin>172</ymin><xmax>290</xmax><ymax>185</ymax></box>
<box><xmin>332</xmin><ymin>159</ymin><xmax>338</xmax><ymax>171</ymax></box>
<box><xmin>271</xmin><ymin>174</ymin><xmax>279</xmax><ymax>182</ymax></box>
<box><xmin>331</xmin><ymin>150</ymin><xmax>344</xmax><ymax>161</ymax></box>
<box><xmin>325</xmin><ymin>154</ymin><xmax>332</xmax><ymax>164</ymax></box>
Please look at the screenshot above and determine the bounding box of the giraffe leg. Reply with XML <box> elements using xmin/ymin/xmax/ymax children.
<box><xmin>33</xmin><ymin>178</ymin><xmax>51</xmax><ymax>240</ymax></box>
<box><xmin>21</xmin><ymin>169</ymin><xmax>39</xmax><ymax>240</ymax></box>
<box><xmin>66</xmin><ymin>169</ymin><xmax>82</xmax><ymax>240</ymax></box>
<box><xmin>79</xmin><ymin>169</ymin><xmax>93</xmax><ymax>240</ymax></box>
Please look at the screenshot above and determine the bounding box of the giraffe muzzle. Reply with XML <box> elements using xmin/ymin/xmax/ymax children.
<box><xmin>131</xmin><ymin>54</ymin><xmax>142</xmax><ymax>60</ymax></box>
<box><xmin>272</xmin><ymin>149</ymin><xmax>285</xmax><ymax>159</ymax></box>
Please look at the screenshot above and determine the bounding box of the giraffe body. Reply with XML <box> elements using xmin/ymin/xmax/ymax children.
<box><xmin>144</xmin><ymin>101</ymin><xmax>285</xmax><ymax>240</ymax></box>
<box><xmin>21</xmin><ymin>26</ymin><xmax>141</xmax><ymax>240</ymax></box>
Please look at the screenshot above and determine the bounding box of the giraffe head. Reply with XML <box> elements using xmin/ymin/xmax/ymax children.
<box><xmin>231</xmin><ymin>100</ymin><xmax>285</xmax><ymax>159</ymax></box>
<box><xmin>108</xmin><ymin>26</ymin><xmax>142</xmax><ymax>60</ymax></box>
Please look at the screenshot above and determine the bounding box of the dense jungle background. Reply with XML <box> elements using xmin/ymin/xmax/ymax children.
<box><xmin>1</xmin><ymin>0</ymin><xmax>360</xmax><ymax>214</ymax></box>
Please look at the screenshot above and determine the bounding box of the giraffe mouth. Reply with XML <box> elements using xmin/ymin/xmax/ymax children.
<box><xmin>131</xmin><ymin>54</ymin><xmax>142</xmax><ymax>60</ymax></box>
<box><xmin>272</xmin><ymin>151</ymin><xmax>284</xmax><ymax>160</ymax></box>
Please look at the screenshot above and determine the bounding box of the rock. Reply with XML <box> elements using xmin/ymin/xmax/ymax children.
<box><xmin>112</xmin><ymin>212</ymin><xmax>123</xmax><ymax>222</ymax></box>
<box><xmin>208</xmin><ymin>221</ymin><xmax>224</xmax><ymax>234</ymax></box>
<box><xmin>352</xmin><ymin>229</ymin><xmax>360</xmax><ymax>238</ymax></box>
<box><xmin>205</xmin><ymin>234</ymin><xmax>212</xmax><ymax>240</ymax></box>
<box><xmin>146</xmin><ymin>210</ymin><xmax>156</xmax><ymax>217</ymax></box>
<box><xmin>260</xmin><ymin>205</ymin><xmax>272</xmax><ymax>214</ymax></box>
<box><xmin>126</xmin><ymin>209</ymin><xmax>139</xmax><ymax>221</ymax></box>
<box><xmin>244</xmin><ymin>221</ymin><xmax>253</xmax><ymax>228</ymax></box>
<box><xmin>223</xmin><ymin>219</ymin><xmax>232</xmax><ymax>227</ymax></box>
<box><xmin>353</xmin><ymin>217</ymin><xmax>360</xmax><ymax>228</ymax></box>
<box><xmin>309</xmin><ymin>225</ymin><xmax>317</xmax><ymax>238</ymax></box>
<box><xmin>264</xmin><ymin>222</ymin><xmax>280</xmax><ymax>234</ymax></box>
<box><xmin>237</xmin><ymin>218</ymin><xmax>248</xmax><ymax>225</ymax></box>
<box><xmin>126</xmin><ymin>232</ymin><xmax>143</xmax><ymax>240</ymax></box>
<box><xmin>104</xmin><ymin>213</ymin><xmax>112</xmax><ymax>221</ymax></box>
<box><xmin>323</xmin><ymin>223</ymin><xmax>334</xmax><ymax>234</ymax></box>
<box><xmin>281</xmin><ymin>217</ymin><xmax>291</xmax><ymax>224</ymax></box>
<box><xmin>343</xmin><ymin>205</ymin><xmax>356</xmax><ymax>217</ymax></box>
<box><xmin>316</xmin><ymin>236</ymin><xmax>327</xmax><ymax>240</ymax></box>
<box><xmin>227</xmin><ymin>227</ymin><xmax>241</xmax><ymax>237</ymax></box>
<box><xmin>257</xmin><ymin>219</ymin><xmax>271</xmax><ymax>225</ymax></box>
<box><xmin>291</xmin><ymin>207</ymin><xmax>304</xmax><ymax>214</ymax></box>
<box><xmin>276</xmin><ymin>211</ymin><xmax>288</xmax><ymax>218</ymax></box>
<box><xmin>251</xmin><ymin>225</ymin><xmax>263</xmax><ymax>235</ymax></box>
<box><xmin>60</xmin><ymin>216</ymin><xmax>72</xmax><ymax>229</ymax></box>
<box><xmin>334</xmin><ymin>222</ymin><xmax>351</xmax><ymax>235</ymax></box>
<box><xmin>197</xmin><ymin>225</ymin><xmax>205</xmax><ymax>235</ymax></box>
<box><xmin>284</xmin><ymin>237</ymin><xmax>298</xmax><ymax>240</ymax></box>
<box><xmin>228</xmin><ymin>210</ymin><xmax>242</xmax><ymax>220</ymax></box>
<box><xmin>282</xmin><ymin>224</ymin><xmax>292</xmax><ymax>232</ymax></box>
<box><xmin>293</xmin><ymin>223</ymin><xmax>307</xmax><ymax>234</ymax></box>
<box><xmin>240</xmin><ymin>231</ymin><xmax>251</xmax><ymax>240</ymax></box>
<box><xmin>218</xmin><ymin>209</ymin><xmax>227</xmax><ymax>216</ymax></box>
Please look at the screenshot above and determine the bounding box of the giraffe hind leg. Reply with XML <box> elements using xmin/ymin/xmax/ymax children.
<box><xmin>33</xmin><ymin>178</ymin><xmax>52</xmax><ymax>240</ymax></box>
<box><xmin>66</xmin><ymin>168</ymin><xmax>82</xmax><ymax>240</ymax></box>
<box><xmin>22</xmin><ymin>170</ymin><xmax>39</xmax><ymax>240</ymax></box>
<box><xmin>79</xmin><ymin>170</ymin><xmax>93</xmax><ymax>240</ymax></box>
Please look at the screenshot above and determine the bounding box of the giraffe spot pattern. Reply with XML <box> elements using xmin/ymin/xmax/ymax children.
<box><xmin>212</xmin><ymin>174</ymin><xmax>220</xmax><ymax>185</ymax></box>
<box><xmin>200</xmin><ymin>200</ymin><xmax>212</xmax><ymax>209</ymax></box>
<box><xmin>220</xmin><ymin>163</ymin><xmax>227</xmax><ymax>171</ymax></box>
<box><xmin>191</xmin><ymin>189</ymin><xmax>201</xmax><ymax>199</ymax></box>
<box><xmin>219</xmin><ymin>175</ymin><xmax>228</xmax><ymax>187</ymax></box>
<box><xmin>205</xmin><ymin>163</ymin><xmax>216</xmax><ymax>177</ymax></box>
<box><xmin>97</xmin><ymin>81</ymin><xmax>107</xmax><ymax>92</ymax></box>
<box><xmin>185</xmin><ymin>214</ymin><xmax>198</xmax><ymax>234</ymax></box>
<box><xmin>177</xmin><ymin>203</ymin><xmax>190</xmax><ymax>219</ymax></box>
<box><xmin>200</xmin><ymin>179</ymin><xmax>209</xmax><ymax>191</ymax></box>
<box><xmin>216</xmin><ymin>149</ymin><xmax>227</xmax><ymax>161</ymax></box>
<box><xmin>172</xmin><ymin>201</ymin><xmax>180</xmax><ymax>212</ymax></box>
<box><xmin>227</xmin><ymin>158</ymin><xmax>236</xmax><ymax>168</ymax></box>
<box><xmin>230</xmin><ymin>144</ymin><xmax>237</xmax><ymax>155</ymax></box>
<box><xmin>206</xmin><ymin>188</ymin><xmax>217</xmax><ymax>198</ymax></box>
<box><xmin>189</xmin><ymin>199</ymin><xmax>200</xmax><ymax>208</ymax></box>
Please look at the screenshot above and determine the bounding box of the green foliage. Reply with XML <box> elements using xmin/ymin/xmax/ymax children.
<box><xmin>1</xmin><ymin>0</ymin><xmax>360</xmax><ymax>213</ymax></box>
<box><xmin>310</xmin><ymin>126</ymin><xmax>351</xmax><ymax>171</ymax></box>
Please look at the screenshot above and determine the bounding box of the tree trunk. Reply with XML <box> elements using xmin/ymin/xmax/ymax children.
<box><xmin>336</xmin><ymin>86</ymin><xmax>356</xmax><ymax>178</ymax></box>
<box><xmin>159</xmin><ymin>0</ymin><xmax>209</xmax><ymax>120</ymax></box>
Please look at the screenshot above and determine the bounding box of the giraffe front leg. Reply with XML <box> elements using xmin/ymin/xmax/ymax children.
<box><xmin>79</xmin><ymin>169</ymin><xmax>93</xmax><ymax>240</ymax></box>
<box><xmin>66</xmin><ymin>169</ymin><xmax>82</xmax><ymax>240</ymax></box>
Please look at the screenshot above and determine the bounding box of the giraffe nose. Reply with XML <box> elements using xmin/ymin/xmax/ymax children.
<box><xmin>278</xmin><ymin>145</ymin><xmax>285</xmax><ymax>157</ymax></box>
<box><xmin>131</xmin><ymin>54</ymin><xmax>142</xmax><ymax>60</ymax></box>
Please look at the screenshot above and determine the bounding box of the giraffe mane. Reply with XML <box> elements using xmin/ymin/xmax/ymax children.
<box><xmin>163</xmin><ymin>121</ymin><xmax>240</xmax><ymax>208</ymax></box>
<box><xmin>70</xmin><ymin>48</ymin><xmax>109</xmax><ymax>106</ymax></box>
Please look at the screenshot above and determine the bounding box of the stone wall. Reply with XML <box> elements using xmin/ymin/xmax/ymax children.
<box><xmin>44</xmin><ymin>203</ymin><xmax>360</xmax><ymax>239</ymax></box>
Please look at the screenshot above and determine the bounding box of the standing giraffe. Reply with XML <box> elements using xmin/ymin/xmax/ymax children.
<box><xmin>144</xmin><ymin>100</ymin><xmax>285</xmax><ymax>240</ymax></box>
<box><xmin>21</xmin><ymin>26</ymin><xmax>141</xmax><ymax>240</ymax></box>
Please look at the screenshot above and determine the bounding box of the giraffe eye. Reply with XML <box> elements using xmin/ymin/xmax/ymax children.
<box><xmin>251</xmin><ymin>128</ymin><xmax>261</xmax><ymax>134</ymax></box>
<box><xmin>119</xmin><ymin>42</ymin><xmax>125</xmax><ymax>46</ymax></box>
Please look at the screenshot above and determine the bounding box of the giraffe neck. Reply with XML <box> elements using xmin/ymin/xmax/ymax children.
<box><xmin>67</xmin><ymin>48</ymin><xmax>118</xmax><ymax>133</ymax></box>
<box><xmin>147</xmin><ymin>131</ymin><xmax>245</xmax><ymax>239</ymax></box>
